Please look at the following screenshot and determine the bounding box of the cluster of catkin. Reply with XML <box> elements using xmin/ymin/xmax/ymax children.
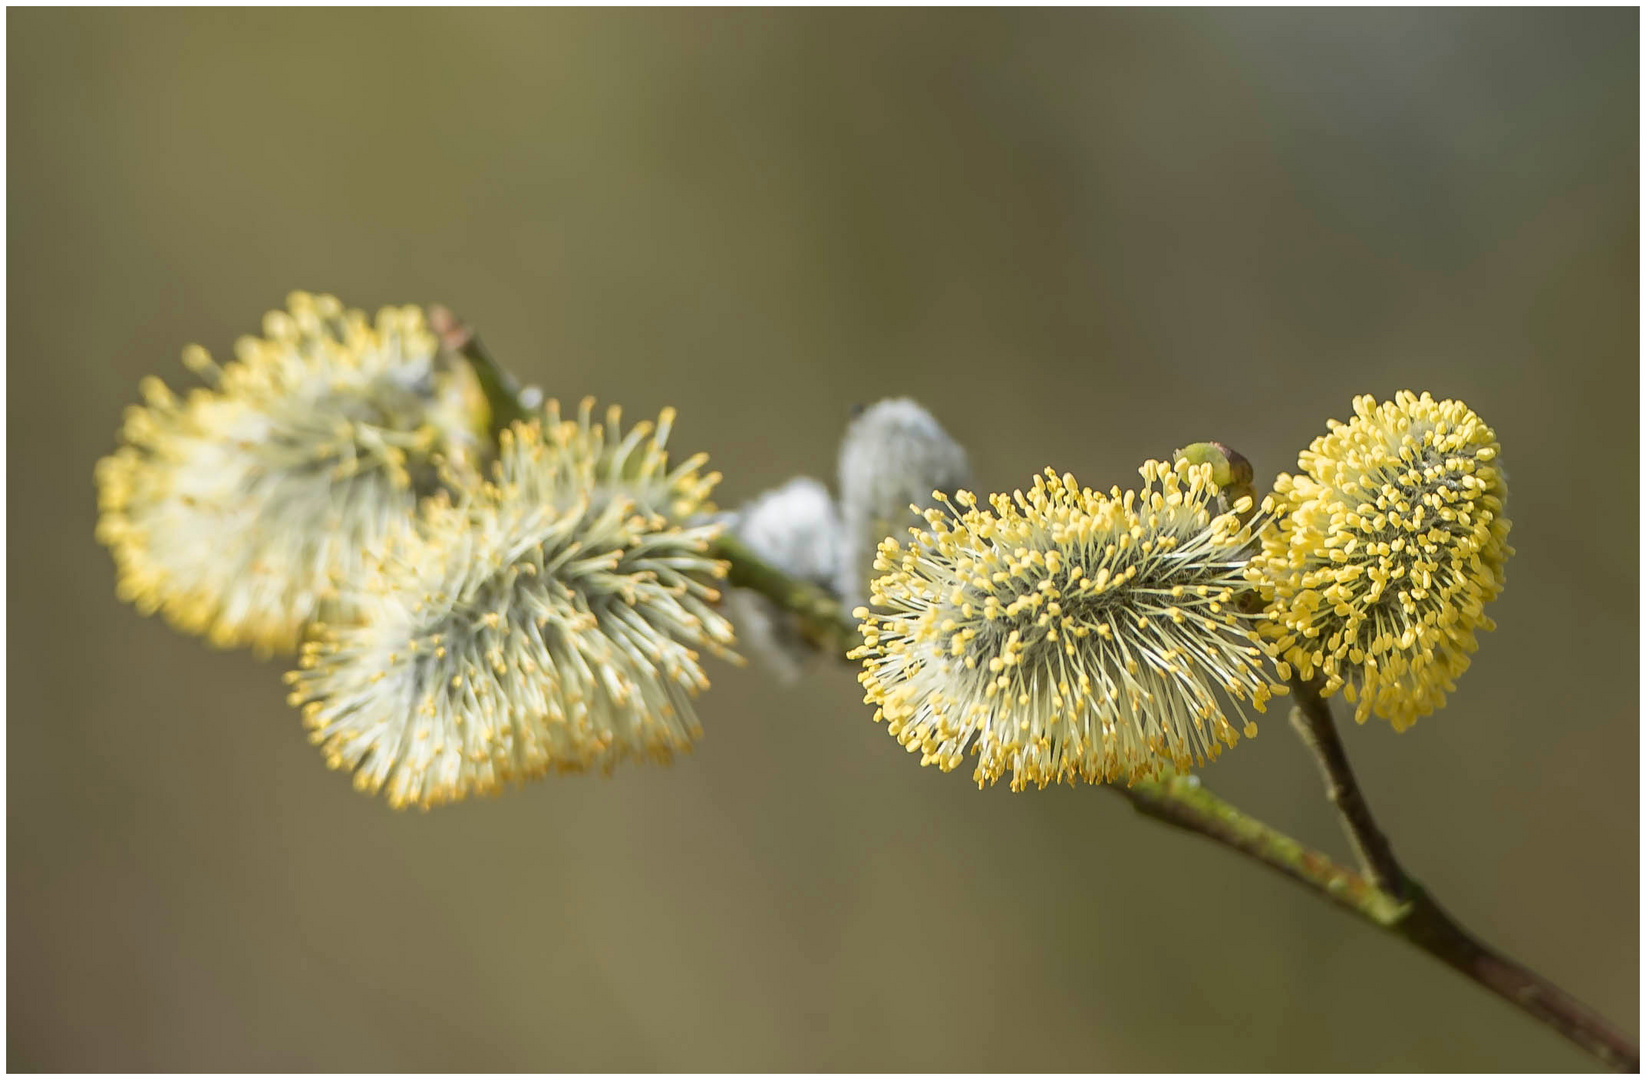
<box><xmin>98</xmin><ymin>295</ymin><xmax>1511</xmax><ymax>806</ymax></box>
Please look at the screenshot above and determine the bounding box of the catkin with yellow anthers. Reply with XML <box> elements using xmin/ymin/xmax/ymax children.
<box><xmin>288</xmin><ymin>416</ymin><xmax>739</xmax><ymax>810</ymax></box>
<box><xmin>1247</xmin><ymin>391</ymin><xmax>1513</xmax><ymax>730</ymax></box>
<box><xmin>95</xmin><ymin>292</ymin><xmax>487</xmax><ymax>655</ymax></box>
<box><xmin>851</xmin><ymin>459</ymin><xmax>1282</xmax><ymax>791</ymax></box>
<box><xmin>514</xmin><ymin>396</ymin><xmax>722</xmax><ymax>523</ymax></box>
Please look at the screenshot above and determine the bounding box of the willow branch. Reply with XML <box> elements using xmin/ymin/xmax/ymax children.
<box><xmin>718</xmin><ymin>552</ymin><xmax>1634</xmax><ymax>1071</ymax></box>
<box><xmin>450</xmin><ymin>310</ymin><xmax>1636</xmax><ymax>1072</ymax></box>
<box><xmin>1285</xmin><ymin>679</ymin><xmax>1635</xmax><ymax>1071</ymax></box>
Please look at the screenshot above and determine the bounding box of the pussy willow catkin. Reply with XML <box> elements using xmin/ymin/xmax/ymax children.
<box><xmin>1249</xmin><ymin>391</ymin><xmax>1512</xmax><ymax>729</ymax></box>
<box><xmin>95</xmin><ymin>292</ymin><xmax>484</xmax><ymax>654</ymax></box>
<box><xmin>288</xmin><ymin>412</ymin><xmax>738</xmax><ymax>809</ymax></box>
<box><xmin>853</xmin><ymin>459</ymin><xmax>1281</xmax><ymax>790</ymax></box>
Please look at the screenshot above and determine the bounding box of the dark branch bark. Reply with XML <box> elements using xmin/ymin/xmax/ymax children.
<box><xmin>1288</xmin><ymin>676</ymin><xmax>1406</xmax><ymax>896</ymax></box>
<box><xmin>1287</xmin><ymin>678</ymin><xmax>1636</xmax><ymax>1072</ymax></box>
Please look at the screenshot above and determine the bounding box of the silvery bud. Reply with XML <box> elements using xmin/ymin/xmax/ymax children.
<box><xmin>836</xmin><ymin>398</ymin><xmax>971</xmax><ymax>612</ymax></box>
<box><xmin>723</xmin><ymin>477</ymin><xmax>845</xmax><ymax>682</ymax></box>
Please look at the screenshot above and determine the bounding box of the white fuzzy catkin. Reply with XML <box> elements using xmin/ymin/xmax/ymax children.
<box><xmin>836</xmin><ymin>399</ymin><xmax>970</xmax><ymax>612</ymax></box>
<box><xmin>723</xmin><ymin>477</ymin><xmax>844</xmax><ymax>682</ymax></box>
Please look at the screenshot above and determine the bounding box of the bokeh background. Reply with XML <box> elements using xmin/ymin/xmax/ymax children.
<box><xmin>9</xmin><ymin>8</ymin><xmax>1638</xmax><ymax>1071</ymax></box>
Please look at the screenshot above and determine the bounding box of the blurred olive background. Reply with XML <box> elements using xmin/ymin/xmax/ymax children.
<box><xmin>9</xmin><ymin>8</ymin><xmax>1638</xmax><ymax>1072</ymax></box>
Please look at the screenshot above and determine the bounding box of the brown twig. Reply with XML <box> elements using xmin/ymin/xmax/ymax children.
<box><xmin>1288</xmin><ymin>676</ymin><xmax>1406</xmax><ymax>896</ymax></box>
<box><xmin>1287</xmin><ymin>678</ymin><xmax>1637</xmax><ymax>1071</ymax></box>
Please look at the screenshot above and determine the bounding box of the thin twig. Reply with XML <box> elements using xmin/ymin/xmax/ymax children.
<box><xmin>1286</xmin><ymin>678</ymin><xmax>1636</xmax><ymax>1071</ymax></box>
<box><xmin>1288</xmin><ymin>676</ymin><xmax>1406</xmax><ymax>895</ymax></box>
<box><xmin>1397</xmin><ymin>883</ymin><xmax>1638</xmax><ymax>1072</ymax></box>
<box><xmin>1115</xmin><ymin>773</ymin><xmax>1408</xmax><ymax>926</ymax></box>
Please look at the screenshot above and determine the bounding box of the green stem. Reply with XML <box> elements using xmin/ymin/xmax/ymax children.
<box><xmin>1115</xmin><ymin>773</ymin><xmax>1408</xmax><ymax>926</ymax></box>
<box><xmin>709</xmin><ymin>533</ymin><xmax>860</xmax><ymax>659</ymax></box>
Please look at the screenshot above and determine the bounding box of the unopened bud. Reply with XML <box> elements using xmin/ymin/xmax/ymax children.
<box><xmin>837</xmin><ymin>398</ymin><xmax>970</xmax><ymax>611</ymax></box>
<box><xmin>723</xmin><ymin>477</ymin><xmax>844</xmax><ymax>682</ymax></box>
<box><xmin>1175</xmin><ymin>441</ymin><xmax>1256</xmax><ymax>521</ymax></box>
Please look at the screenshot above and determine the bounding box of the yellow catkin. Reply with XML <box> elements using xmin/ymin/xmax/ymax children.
<box><xmin>95</xmin><ymin>292</ymin><xmax>487</xmax><ymax>655</ymax></box>
<box><xmin>851</xmin><ymin>459</ymin><xmax>1283</xmax><ymax>791</ymax></box>
<box><xmin>287</xmin><ymin>411</ymin><xmax>737</xmax><ymax>810</ymax></box>
<box><xmin>1247</xmin><ymin>391</ymin><xmax>1513</xmax><ymax>730</ymax></box>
